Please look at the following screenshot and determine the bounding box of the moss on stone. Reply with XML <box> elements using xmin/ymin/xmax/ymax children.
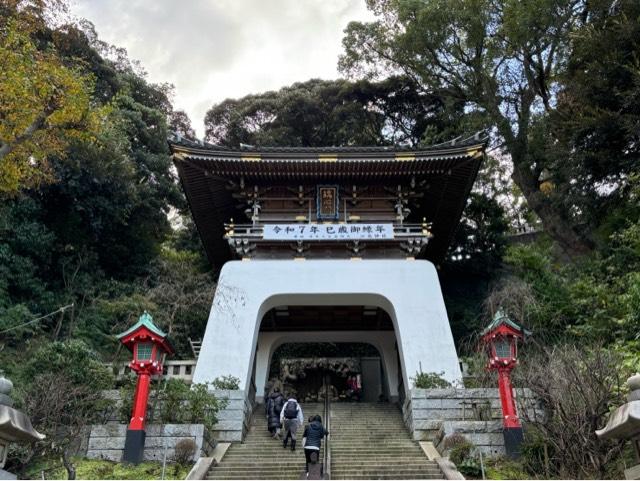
<box><xmin>24</xmin><ymin>456</ymin><xmax>192</xmax><ymax>480</ymax></box>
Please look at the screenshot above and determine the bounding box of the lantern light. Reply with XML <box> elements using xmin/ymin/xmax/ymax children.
<box><xmin>480</xmin><ymin>308</ymin><xmax>531</xmax><ymax>459</ymax></box>
<box><xmin>116</xmin><ymin>311</ymin><xmax>174</xmax><ymax>465</ymax></box>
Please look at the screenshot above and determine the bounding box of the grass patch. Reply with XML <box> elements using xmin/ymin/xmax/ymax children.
<box><xmin>24</xmin><ymin>456</ymin><xmax>191</xmax><ymax>480</ymax></box>
<box><xmin>482</xmin><ymin>457</ymin><xmax>530</xmax><ymax>480</ymax></box>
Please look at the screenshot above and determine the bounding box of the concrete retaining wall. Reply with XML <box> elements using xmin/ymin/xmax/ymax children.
<box><xmin>403</xmin><ymin>387</ymin><xmax>537</xmax><ymax>456</ymax></box>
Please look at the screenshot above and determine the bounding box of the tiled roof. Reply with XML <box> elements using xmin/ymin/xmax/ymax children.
<box><xmin>116</xmin><ymin>311</ymin><xmax>167</xmax><ymax>340</ymax></box>
<box><xmin>170</xmin><ymin>133</ymin><xmax>487</xmax><ymax>269</ymax></box>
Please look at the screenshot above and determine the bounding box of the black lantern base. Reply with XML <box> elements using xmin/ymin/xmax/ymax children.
<box><xmin>122</xmin><ymin>429</ymin><xmax>146</xmax><ymax>464</ymax></box>
<box><xmin>503</xmin><ymin>426</ymin><xmax>524</xmax><ymax>458</ymax></box>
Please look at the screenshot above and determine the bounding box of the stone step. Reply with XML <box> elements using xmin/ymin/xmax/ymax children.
<box><xmin>331</xmin><ymin>426</ymin><xmax>407</xmax><ymax>429</ymax></box>
<box><xmin>208</xmin><ymin>475</ymin><xmax>305</xmax><ymax>478</ymax></box>
<box><xmin>207</xmin><ymin>475</ymin><xmax>303</xmax><ymax>480</ymax></box>
<box><xmin>213</xmin><ymin>459</ymin><xmax>318</xmax><ymax>466</ymax></box>
<box><xmin>331</xmin><ymin>441</ymin><xmax>416</xmax><ymax>445</ymax></box>
<box><xmin>210</xmin><ymin>466</ymin><xmax>306</xmax><ymax>471</ymax></box>
<box><xmin>332</xmin><ymin>462</ymin><xmax>439</xmax><ymax>469</ymax></box>
<box><xmin>331</xmin><ymin>458</ymin><xmax>434</xmax><ymax>464</ymax></box>
<box><xmin>332</xmin><ymin>472</ymin><xmax>442</xmax><ymax>478</ymax></box>
<box><xmin>332</xmin><ymin>449</ymin><xmax>426</xmax><ymax>455</ymax></box>
<box><xmin>332</xmin><ymin>468</ymin><xmax>442</xmax><ymax>476</ymax></box>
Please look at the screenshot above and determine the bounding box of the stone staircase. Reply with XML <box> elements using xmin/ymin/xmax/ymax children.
<box><xmin>330</xmin><ymin>403</ymin><xmax>443</xmax><ymax>480</ymax></box>
<box><xmin>206</xmin><ymin>403</ymin><xmax>324</xmax><ymax>480</ymax></box>
<box><xmin>206</xmin><ymin>402</ymin><xmax>442</xmax><ymax>480</ymax></box>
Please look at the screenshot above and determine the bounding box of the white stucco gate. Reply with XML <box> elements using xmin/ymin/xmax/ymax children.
<box><xmin>193</xmin><ymin>259</ymin><xmax>462</xmax><ymax>402</ymax></box>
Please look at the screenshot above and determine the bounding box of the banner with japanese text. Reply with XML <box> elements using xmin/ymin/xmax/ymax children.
<box><xmin>263</xmin><ymin>223</ymin><xmax>394</xmax><ymax>241</ymax></box>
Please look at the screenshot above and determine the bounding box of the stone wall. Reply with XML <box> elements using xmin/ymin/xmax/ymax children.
<box><xmin>403</xmin><ymin>387</ymin><xmax>537</xmax><ymax>456</ymax></box>
<box><xmin>87</xmin><ymin>388</ymin><xmax>253</xmax><ymax>462</ymax></box>
<box><xmin>86</xmin><ymin>424</ymin><xmax>209</xmax><ymax>462</ymax></box>
<box><xmin>207</xmin><ymin>389</ymin><xmax>253</xmax><ymax>442</ymax></box>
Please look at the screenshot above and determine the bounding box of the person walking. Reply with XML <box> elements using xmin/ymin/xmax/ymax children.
<box><xmin>280</xmin><ymin>396</ymin><xmax>304</xmax><ymax>451</ymax></box>
<box><xmin>302</xmin><ymin>414</ymin><xmax>328</xmax><ymax>476</ymax></box>
<box><xmin>266</xmin><ymin>387</ymin><xmax>285</xmax><ymax>439</ymax></box>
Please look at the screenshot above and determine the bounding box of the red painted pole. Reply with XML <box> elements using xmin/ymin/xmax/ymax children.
<box><xmin>129</xmin><ymin>372</ymin><xmax>151</xmax><ymax>431</ymax></box>
<box><xmin>497</xmin><ymin>367</ymin><xmax>521</xmax><ymax>429</ymax></box>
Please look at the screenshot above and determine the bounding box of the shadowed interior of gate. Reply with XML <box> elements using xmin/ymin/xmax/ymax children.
<box><xmin>252</xmin><ymin>304</ymin><xmax>402</xmax><ymax>404</ymax></box>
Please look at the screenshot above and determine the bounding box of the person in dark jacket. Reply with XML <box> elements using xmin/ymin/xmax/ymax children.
<box><xmin>266</xmin><ymin>387</ymin><xmax>285</xmax><ymax>439</ymax></box>
<box><xmin>302</xmin><ymin>415</ymin><xmax>328</xmax><ymax>474</ymax></box>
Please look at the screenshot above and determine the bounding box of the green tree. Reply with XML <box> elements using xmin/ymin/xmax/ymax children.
<box><xmin>548</xmin><ymin>0</ymin><xmax>640</xmax><ymax>241</ymax></box>
<box><xmin>205</xmin><ymin>77</ymin><xmax>465</xmax><ymax>147</ymax></box>
<box><xmin>0</xmin><ymin>17</ymin><xmax>100</xmax><ymax>194</ymax></box>
<box><xmin>339</xmin><ymin>0</ymin><xmax>615</xmax><ymax>257</ymax></box>
<box><xmin>145</xmin><ymin>246</ymin><xmax>215</xmax><ymax>356</ymax></box>
<box><xmin>20</xmin><ymin>341</ymin><xmax>114</xmax><ymax>480</ymax></box>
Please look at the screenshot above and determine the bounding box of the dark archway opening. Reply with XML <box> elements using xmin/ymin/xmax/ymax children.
<box><xmin>267</xmin><ymin>342</ymin><xmax>387</xmax><ymax>403</ymax></box>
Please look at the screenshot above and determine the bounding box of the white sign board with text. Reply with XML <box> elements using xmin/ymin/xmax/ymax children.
<box><xmin>263</xmin><ymin>223</ymin><xmax>394</xmax><ymax>241</ymax></box>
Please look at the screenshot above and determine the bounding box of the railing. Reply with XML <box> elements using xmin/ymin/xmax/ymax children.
<box><xmin>109</xmin><ymin>359</ymin><xmax>197</xmax><ymax>382</ymax></box>
<box><xmin>324</xmin><ymin>375</ymin><xmax>332</xmax><ymax>479</ymax></box>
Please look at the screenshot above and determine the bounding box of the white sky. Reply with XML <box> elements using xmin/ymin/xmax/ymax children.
<box><xmin>70</xmin><ymin>0</ymin><xmax>375</xmax><ymax>138</ymax></box>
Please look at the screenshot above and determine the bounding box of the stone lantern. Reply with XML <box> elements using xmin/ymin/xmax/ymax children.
<box><xmin>481</xmin><ymin>309</ymin><xmax>530</xmax><ymax>458</ymax></box>
<box><xmin>596</xmin><ymin>374</ymin><xmax>640</xmax><ymax>479</ymax></box>
<box><xmin>117</xmin><ymin>312</ymin><xmax>174</xmax><ymax>464</ymax></box>
<box><xmin>0</xmin><ymin>372</ymin><xmax>45</xmax><ymax>480</ymax></box>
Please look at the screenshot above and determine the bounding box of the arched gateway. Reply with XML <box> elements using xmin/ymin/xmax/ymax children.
<box><xmin>171</xmin><ymin>132</ymin><xmax>486</xmax><ymax>433</ymax></box>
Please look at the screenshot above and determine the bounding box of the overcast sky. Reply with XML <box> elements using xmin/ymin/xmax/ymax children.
<box><xmin>70</xmin><ymin>0</ymin><xmax>374</xmax><ymax>138</ymax></box>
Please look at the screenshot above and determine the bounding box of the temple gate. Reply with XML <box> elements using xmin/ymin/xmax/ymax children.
<box><xmin>171</xmin><ymin>132</ymin><xmax>485</xmax><ymax>414</ymax></box>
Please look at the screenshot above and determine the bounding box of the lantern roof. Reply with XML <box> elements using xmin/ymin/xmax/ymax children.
<box><xmin>116</xmin><ymin>312</ymin><xmax>175</xmax><ymax>356</ymax></box>
<box><xmin>116</xmin><ymin>311</ymin><xmax>168</xmax><ymax>340</ymax></box>
<box><xmin>481</xmin><ymin>308</ymin><xmax>532</xmax><ymax>338</ymax></box>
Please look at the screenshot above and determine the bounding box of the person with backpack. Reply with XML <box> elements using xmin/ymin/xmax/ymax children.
<box><xmin>266</xmin><ymin>387</ymin><xmax>285</xmax><ymax>439</ymax></box>
<box><xmin>280</xmin><ymin>396</ymin><xmax>304</xmax><ymax>451</ymax></box>
<box><xmin>302</xmin><ymin>414</ymin><xmax>329</xmax><ymax>476</ymax></box>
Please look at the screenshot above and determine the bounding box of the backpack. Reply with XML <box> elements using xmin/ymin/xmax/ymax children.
<box><xmin>283</xmin><ymin>400</ymin><xmax>298</xmax><ymax>419</ymax></box>
<box><xmin>274</xmin><ymin>395</ymin><xmax>285</xmax><ymax>414</ymax></box>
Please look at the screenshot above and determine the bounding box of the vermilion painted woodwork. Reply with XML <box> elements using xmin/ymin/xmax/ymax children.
<box><xmin>129</xmin><ymin>373</ymin><xmax>151</xmax><ymax>430</ymax></box>
<box><xmin>117</xmin><ymin>313</ymin><xmax>174</xmax><ymax>432</ymax></box>
<box><xmin>481</xmin><ymin>312</ymin><xmax>528</xmax><ymax>432</ymax></box>
<box><xmin>497</xmin><ymin>368</ymin><xmax>521</xmax><ymax>429</ymax></box>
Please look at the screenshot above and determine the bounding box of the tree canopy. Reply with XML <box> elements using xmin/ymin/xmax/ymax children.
<box><xmin>205</xmin><ymin>77</ymin><xmax>467</xmax><ymax>147</ymax></box>
<box><xmin>339</xmin><ymin>0</ymin><xmax>640</xmax><ymax>257</ymax></box>
<box><xmin>0</xmin><ymin>15</ymin><xmax>102</xmax><ymax>193</ymax></box>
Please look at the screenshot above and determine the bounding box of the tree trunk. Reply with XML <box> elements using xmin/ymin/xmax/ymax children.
<box><xmin>511</xmin><ymin>153</ymin><xmax>594</xmax><ymax>258</ymax></box>
<box><xmin>62</xmin><ymin>451</ymin><xmax>76</xmax><ymax>480</ymax></box>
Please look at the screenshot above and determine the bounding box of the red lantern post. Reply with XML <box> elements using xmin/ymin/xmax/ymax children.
<box><xmin>117</xmin><ymin>311</ymin><xmax>174</xmax><ymax>464</ymax></box>
<box><xmin>481</xmin><ymin>309</ymin><xmax>530</xmax><ymax>458</ymax></box>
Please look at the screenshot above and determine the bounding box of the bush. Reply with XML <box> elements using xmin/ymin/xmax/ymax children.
<box><xmin>23</xmin><ymin>340</ymin><xmax>113</xmax><ymax>389</ymax></box>
<box><xmin>158</xmin><ymin>379</ymin><xmax>190</xmax><ymax>424</ymax></box>
<box><xmin>186</xmin><ymin>382</ymin><xmax>228</xmax><ymax>431</ymax></box>
<box><xmin>449</xmin><ymin>442</ymin><xmax>474</xmax><ymax>466</ymax></box>
<box><xmin>118</xmin><ymin>380</ymin><xmax>228</xmax><ymax>431</ymax></box>
<box><xmin>484</xmin><ymin>457</ymin><xmax>532</xmax><ymax>480</ymax></box>
<box><xmin>211</xmin><ymin>375</ymin><xmax>240</xmax><ymax>390</ymax></box>
<box><xmin>118</xmin><ymin>374</ymin><xmax>137</xmax><ymax>424</ymax></box>
<box><xmin>173</xmin><ymin>439</ymin><xmax>197</xmax><ymax>465</ymax></box>
<box><xmin>444</xmin><ymin>433</ymin><xmax>474</xmax><ymax>465</ymax></box>
<box><xmin>514</xmin><ymin>344</ymin><xmax>628</xmax><ymax>478</ymax></box>
<box><xmin>443</xmin><ymin>432</ymin><xmax>468</xmax><ymax>450</ymax></box>
<box><xmin>411</xmin><ymin>371</ymin><xmax>451</xmax><ymax>389</ymax></box>
<box><xmin>457</xmin><ymin>457</ymin><xmax>482</xmax><ymax>477</ymax></box>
